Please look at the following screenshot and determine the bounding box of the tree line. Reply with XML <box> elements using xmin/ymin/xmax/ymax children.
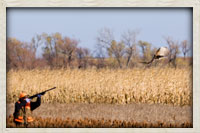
<box><xmin>7</xmin><ymin>28</ymin><xmax>192</xmax><ymax>70</ymax></box>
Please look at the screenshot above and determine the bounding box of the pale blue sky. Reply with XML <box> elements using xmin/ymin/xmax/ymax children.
<box><xmin>7</xmin><ymin>8</ymin><xmax>192</xmax><ymax>56</ymax></box>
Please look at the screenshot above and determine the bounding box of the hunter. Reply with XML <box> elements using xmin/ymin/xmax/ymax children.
<box><xmin>13</xmin><ymin>92</ymin><xmax>45</xmax><ymax>127</ymax></box>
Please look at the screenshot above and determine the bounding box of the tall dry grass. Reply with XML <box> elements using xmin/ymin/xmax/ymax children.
<box><xmin>7</xmin><ymin>67</ymin><xmax>192</xmax><ymax>105</ymax></box>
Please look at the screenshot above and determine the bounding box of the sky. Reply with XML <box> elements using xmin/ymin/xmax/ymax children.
<box><xmin>7</xmin><ymin>8</ymin><xmax>192</xmax><ymax>57</ymax></box>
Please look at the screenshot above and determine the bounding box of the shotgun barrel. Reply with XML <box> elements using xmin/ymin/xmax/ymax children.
<box><xmin>28</xmin><ymin>87</ymin><xmax>56</xmax><ymax>99</ymax></box>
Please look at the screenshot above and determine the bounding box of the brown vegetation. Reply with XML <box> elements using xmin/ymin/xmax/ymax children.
<box><xmin>7</xmin><ymin>68</ymin><xmax>192</xmax><ymax>106</ymax></box>
<box><xmin>6</xmin><ymin>115</ymin><xmax>192</xmax><ymax>128</ymax></box>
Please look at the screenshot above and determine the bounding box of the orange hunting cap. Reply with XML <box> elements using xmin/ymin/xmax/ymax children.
<box><xmin>19</xmin><ymin>92</ymin><xmax>27</xmax><ymax>98</ymax></box>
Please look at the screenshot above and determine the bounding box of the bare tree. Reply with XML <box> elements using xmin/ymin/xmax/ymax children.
<box><xmin>29</xmin><ymin>34</ymin><xmax>43</xmax><ymax>68</ymax></box>
<box><xmin>56</xmin><ymin>37</ymin><xmax>78</xmax><ymax>68</ymax></box>
<box><xmin>181</xmin><ymin>40</ymin><xmax>190</xmax><ymax>60</ymax></box>
<box><xmin>121</xmin><ymin>30</ymin><xmax>139</xmax><ymax>67</ymax></box>
<box><xmin>31</xmin><ymin>34</ymin><xmax>42</xmax><ymax>56</ymax></box>
<box><xmin>94</xmin><ymin>46</ymin><xmax>106</xmax><ymax>69</ymax></box>
<box><xmin>76</xmin><ymin>47</ymin><xmax>90</xmax><ymax>69</ymax></box>
<box><xmin>96</xmin><ymin>28</ymin><xmax>114</xmax><ymax>68</ymax></box>
<box><xmin>107</xmin><ymin>40</ymin><xmax>125</xmax><ymax>68</ymax></box>
<box><xmin>7</xmin><ymin>38</ymin><xmax>36</xmax><ymax>69</ymax></box>
<box><xmin>41</xmin><ymin>33</ymin><xmax>79</xmax><ymax>68</ymax></box>
<box><xmin>165</xmin><ymin>37</ymin><xmax>180</xmax><ymax>68</ymax></box>
<box><xmin>42</xmin><ymin>33</ymin><xmax>57</xmax><ymax>67</ymax></box>
<box><xmin>96</xmin><ymin>27</ymin><xmax>114</xmax><ymax>49</ymax></box>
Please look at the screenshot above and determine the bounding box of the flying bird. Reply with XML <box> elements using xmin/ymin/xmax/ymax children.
<box><xmin>142</xmin><ymin>47</ymin><xmax>169</xmax><ymax>64</ymax></box>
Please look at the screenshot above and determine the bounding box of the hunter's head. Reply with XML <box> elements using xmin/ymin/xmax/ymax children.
<box><xmin>19</xmin><ymin>92</ymin><xmax>28</xmax><ymax>101</ymax></box>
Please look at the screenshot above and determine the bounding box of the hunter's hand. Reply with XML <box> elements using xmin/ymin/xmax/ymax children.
<box><xmin>25</xmin><ymin>98</ymin><xmax>31</xmax><ymax>103</ymax></box>
<box><xmin>37</xmin><ymin>94</ymin><xmax>42</xmax><ymax>98</ymax></box>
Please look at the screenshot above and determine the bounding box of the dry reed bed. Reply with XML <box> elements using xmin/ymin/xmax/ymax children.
<box><xmin>6</xmin><ymin>115</ymin><xmax>192</xmax><ymax>128</ymax></box>
<box><xmin>7</xmin><ymin>68</ymin><xmax>192</xmax><ymax>105</ymax></box>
